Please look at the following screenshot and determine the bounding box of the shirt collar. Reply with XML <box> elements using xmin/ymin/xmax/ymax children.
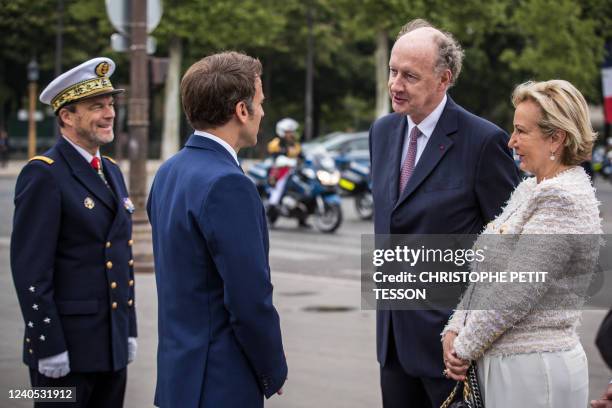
<box><xmin>406</xmin><ymin>94</ymin><xmax>448</xmax><ymax>140</ymax></box>
<box><xmin>193</xmin><ymin>130</ymin><xmax>239</xmax><ymax>165</ymax></box>
<box><xmin>62</xmin><ymin>135</ymin><xmax>100</xmax><ymax>165</ymax></box>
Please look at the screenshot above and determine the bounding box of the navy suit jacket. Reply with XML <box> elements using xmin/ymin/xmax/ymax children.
<box><xmin>147</xmin><ymin>135</ymin><xmax>287</xmax><ymax>408</ymax></box>
<box><xmin>11</xmin><ymin>137</ymin><xmax>137</xmax><ymax>373</ymax></box>
<box><xmin>370</xmin><ymin>96</ymin><xmax>519</xmax><ymax>377</ymax></box>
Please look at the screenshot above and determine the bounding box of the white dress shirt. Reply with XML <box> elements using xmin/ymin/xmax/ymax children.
<box><xmin>62</xmin><ymin>135</ymin><xmax>101</xmax><ymax>166</ymax></box>
<box><xmin>194</xmin><ymin>130</ymin><xmax>239</xmax><ymax>165</ymax></box>
<box><xmin>400</xmin><ymin>94</ymin><xmax>448</xmax><ymax>169</ymax></box>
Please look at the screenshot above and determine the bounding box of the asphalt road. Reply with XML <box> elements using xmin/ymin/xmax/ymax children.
<box><xmin>0</xmin><ymin>170</ymin><xmax>610</xmax><ymax>407</ymax></box>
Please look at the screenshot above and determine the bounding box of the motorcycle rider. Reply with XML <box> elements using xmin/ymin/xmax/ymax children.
<box><xmin>266</xmin><ymin>118</ymin><xmax>308</xmax><ymax>227</ymax></box>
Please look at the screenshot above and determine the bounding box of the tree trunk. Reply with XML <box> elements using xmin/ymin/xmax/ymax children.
<box><xmin>375</xmin><ymin>30</ymin><xmax>389</xmax><ymax>118</ymax></box>
<box><xmin>161</xmin><ymin>36</ymin><xmax>182</xmax><ymax>161</ymax></box>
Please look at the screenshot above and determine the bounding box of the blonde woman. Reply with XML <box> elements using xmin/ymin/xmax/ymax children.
<box><xmin>442</xmin><ymin>79</ymin><xmax>601</xmax><ymax>407</ymax></box>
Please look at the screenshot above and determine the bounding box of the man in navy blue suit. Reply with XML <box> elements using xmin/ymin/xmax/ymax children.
<box><xmin>147</xmin><ymin>51</ymin><xmax>287</xmax><ymax>407</ymax></box>
<box><xmin>11</xmin><ymin>57</ymin><xmax>137</xmax><ymax>407</ymax></box>
<box><xmin>369</xmin><ymin>19</ymin><xmax>519</xmax><ymax>407</ymax></box>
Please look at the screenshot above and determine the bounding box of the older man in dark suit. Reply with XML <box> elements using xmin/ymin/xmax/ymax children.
<box><xmin>369</xmin><ymin>19</ymin><xmax>519</xmax><ymax>407</ymax></box>
<box><xmin>11</xmin><ymin>57</ymin><xmax>137</xmax><ymax>408</ymax></box>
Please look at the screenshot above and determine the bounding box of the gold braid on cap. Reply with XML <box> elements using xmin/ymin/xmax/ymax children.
<box><xmin>51</xmin><ymin>77</ymin><xmax>114</xmax><ymax>112</ymax></box>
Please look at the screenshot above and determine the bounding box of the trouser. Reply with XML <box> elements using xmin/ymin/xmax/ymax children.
<box><xmin>380</xmin><ymin>322</ymin><xmax>455</xmax><ymax>408</ymax></box>
<box><xmin>29</xmin><ymin>367</ymin><xmax>127</xmax><ymax>408</ymax></box>
<box><xmin>476</xmin><ymin>344</ymin><xmax>588</xmax><ymax>407</ymax></box>
<box><xmin>269</xmin><ymin>174</ymin><xmax>289</xmax><ymax>205</ymax></box>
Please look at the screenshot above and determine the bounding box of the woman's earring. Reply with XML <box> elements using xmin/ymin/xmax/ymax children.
<box><xmin>549</xmin><ymin>152</ymin><xmax>556</xmax><ymax>161</ymax></box>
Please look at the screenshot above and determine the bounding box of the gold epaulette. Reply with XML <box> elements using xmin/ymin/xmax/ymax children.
<box><xmin>29</xmin><ymin>156</ymin><xmax>54</xmax><ymax>165</ymax></box>
<box><xmin>103</xmin><ymin>155</ymin><xmax>117</xmax><ymax>165</ymax></box>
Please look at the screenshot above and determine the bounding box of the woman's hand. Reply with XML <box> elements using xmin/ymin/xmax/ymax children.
<box><xmin>442</xmin><ymin>331</ymin><xmax>470</xmax><ymax>381</ymax></box>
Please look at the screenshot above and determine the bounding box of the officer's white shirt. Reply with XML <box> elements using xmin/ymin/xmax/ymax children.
<box><xmin>194</xmin><ymin>130</ymin><xmax>239</xmax><ymax>165</ymax></box>
<box><xmin>62</xmin><ymin>135</ymin><xmax>102</xmax><ymax>166</ymax></box>
<box><xmin>400</xmin><ymin>94</ymin><xmax>447</xmax><ymax>168</ymax></box>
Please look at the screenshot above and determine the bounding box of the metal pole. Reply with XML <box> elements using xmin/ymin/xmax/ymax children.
<box><xmin>54</xmin><ymin>0</ymin><xmax>64</xmax><ymax>140</ymax></box>
<box><xmin>128</xmin><ymin>0</ymin><xmax>149</xmax><ymax>224</ymax></box>
<box><xmin>27</xmin><ymin>81</ymin><xmax>37</xmax><ymax>158</ymax></box>
<box><xmin>115</xmin><ymin>85</ymin><xmax>128</xmax><ymax>161</ymax></box>
<box><xmin>128</xmin><ymin>0</ymin><xmax>155</xmax><ymax>273</ymax></box>
<box><xmin>304</xmin><ymin>2</ymin><xmax>314</xmax><ymax>141</ymax></box>
<box><xmin>55</xmin><ymin>0</ymin><xmax>63</xmax><ymax>78</ymax></box>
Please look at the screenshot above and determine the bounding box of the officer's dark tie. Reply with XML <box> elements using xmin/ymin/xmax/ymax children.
<box><xmin>90</xmin><ymin>157</ymin><xmax>110</xmax><ymax>187</ymax></box>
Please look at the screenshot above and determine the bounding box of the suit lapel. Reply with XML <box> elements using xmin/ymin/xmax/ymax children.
<box><xmin>388</xmin><ymin>116</ymin><xmax>408</xmax><ymax>205</ymax></box>
<box><xmin>103</xmin><ymin>162</ymin><xmax>129</xmax><ymax>229</ymax></box>
<box><xmin>393</xmin><ymin>98</ymin><xmax>458</xmax><ymax>211</ymax></box>
<box><xmin>57</xmin><ymin>138</ymin><xmax>116</xmax><ymax>212</ymax></box>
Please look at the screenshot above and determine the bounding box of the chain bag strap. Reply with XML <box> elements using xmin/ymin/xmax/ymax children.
<box><xmin>440</xmin><ymin>283</ymin><xmax>485</xmax><ymax>408</ymax></box>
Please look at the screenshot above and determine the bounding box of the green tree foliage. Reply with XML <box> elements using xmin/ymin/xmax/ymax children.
<box><xmin>500</xmin><ymin>0</ymin><xmax>604</xmax><ymax>98</ymax></box>
<box><xmin>0</xmin><ymin>0</ymin><xmax>608</xmax><ymax>144</ymax></box>
<box><xmin>0</xmin><ymin>0</ymin><xmax>118</xmax><ymax>123</ymax></box>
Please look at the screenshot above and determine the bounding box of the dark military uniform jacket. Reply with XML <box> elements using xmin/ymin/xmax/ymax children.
<box><xmin>11</xmin><ymin>136</ymin><xmax>137</xmax><ymax>373</ymax></box>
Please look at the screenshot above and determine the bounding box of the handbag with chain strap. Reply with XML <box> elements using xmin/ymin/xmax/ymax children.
<box><xmin>441</xmin><ymin>287</ymin><xmax>485</xmax><ymax>408</ymax></box>
<box><xmin>440</xmin><ymin>363</ymin><xmax>484</xmax><ymax>408</ymax></box>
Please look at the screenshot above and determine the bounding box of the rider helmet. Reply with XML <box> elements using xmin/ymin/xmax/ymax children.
<box><xmin>276</xmin><ymin>117</ymin><xmax>299</xmax><ymax>138</ymax></box>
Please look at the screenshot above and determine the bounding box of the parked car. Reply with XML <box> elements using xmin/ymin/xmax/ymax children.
<box><xmin>302</xmin><ymin>131</ymin><xmax>369</xmax><ymax>167</ymax></box>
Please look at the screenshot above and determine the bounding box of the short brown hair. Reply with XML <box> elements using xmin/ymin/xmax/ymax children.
<box><xmin>181</xmin><ymin>51</ymin><xmax>262</xmax><ymax>130</ymax></box>
<box><xmin>512</xmin><ymin>80</ymin><xmax>597</xmax><ymax>166</ymax></box>
<box><xmin>397</xmin><ymin>18</ymin><xmax>464</xmax><ymax>87</ymax></box>
<box><xmin>57</xmin><ymin>103</ymin><xmax>77</xmax><ymax>128</ymax></box>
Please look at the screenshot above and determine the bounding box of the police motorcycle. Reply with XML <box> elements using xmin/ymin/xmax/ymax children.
<box><xmin>335</xmin><ymin>156</ymin><xmax>373</xmax><ymax>220</ymax></box>
<box><xmin>592</xmin><ymin>139</ymin><xmax>612</xmax><ymax>182</ymax></box>
<box><xmin>247</xmin><ymin>152</ymin><xmax>343</xmax><ymax>233</ymax></box>
<box><xmin>247</xmin><ymin>157</ymin><xmax>274</xmax><ymax>198</ymax></box>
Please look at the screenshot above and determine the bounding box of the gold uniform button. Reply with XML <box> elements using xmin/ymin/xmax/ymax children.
<box><xmin>106</xmin><ymin>261</ymin><xmax>113</xmax><ymax>269</ymax></box>
<box><xmin>128</xmin><ymin>279</ymin><xmax>134</xmax><ymax>287</ymax></box>
<box><xmin>25</xmin><ymin>338</ymin><xmax>30</xmax><ymax>343</ymax></box>
<box><xmin>29</xmin><ymin>349</ymin><xmax>33</xmax><ymax>354</ymax></box>
<box><xmin>128</xmin><ymin>239</ymin><xmax>134</xmax><ymax>246</ymax></box>
<box><xmin>106</xmin><ymin>241</ymin><xmax>112</xmax><ymax>248</ymax></box>
<box><xmin>111</xmin><ymin>282</ymin><xmax>118</xmax><ymax>289</ymax></box>
<box><xmin>128</xmin><ymin>299</ymin><xmax>133</xmax><ymax>307</ymax></box>
<box><xmin>128</xmin><ymin>259</ymin><xmax>134</xmax><ymax>267</ymax></box>
<box><xmin>112</xmin><ymin>302</ymin><xmax>118</xmax><ymax>310</ymax></box>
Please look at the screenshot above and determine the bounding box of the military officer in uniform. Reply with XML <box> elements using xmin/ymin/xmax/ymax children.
<box><xmin>10</xmin><ymin>57</ymin><xmax>137</xmax><ymax>407</ymax></box>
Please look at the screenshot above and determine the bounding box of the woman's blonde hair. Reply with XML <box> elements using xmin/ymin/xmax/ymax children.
<box><xmin>511</xmin><ymin>80</ymin><xmax>597</xmax><ymax>165</ymax></box>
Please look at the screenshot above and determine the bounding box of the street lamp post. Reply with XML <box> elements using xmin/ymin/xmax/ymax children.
<box><xmin>128</xmin><ymin>0</ymin><xmax>155</xmax><ymax>273</ymax></box>
<box><xmin>27</xmin><ymin>59</ymin><xmax>39</xmax><ymax>158</ymax></box>
<box><xmin>128</xmin><ymin>0</ymin><xmax>149</xmax><ymax>224</ymax></box>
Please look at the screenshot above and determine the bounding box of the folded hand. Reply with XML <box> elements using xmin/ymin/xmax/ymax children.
<box><xmin>442</xmin><ymin>331</ymin><xmax>469</xmax><ymax>381</ymax></box>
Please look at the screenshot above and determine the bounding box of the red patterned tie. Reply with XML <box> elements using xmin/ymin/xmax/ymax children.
<box><xmin>399</xmin><ymin>126</ymin><xmax>420</xmax><ymax>194</ymax></box>
<box><xmin>90</xmin><ymin>157</ymin><xmax>101</xmax><ymax>171</ymax></box>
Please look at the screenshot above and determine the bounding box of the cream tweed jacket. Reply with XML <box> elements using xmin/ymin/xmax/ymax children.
<box><xmin>443</xmin><ymin>166</ymin><xmax>602</xmax><ymax>361</ymax></box>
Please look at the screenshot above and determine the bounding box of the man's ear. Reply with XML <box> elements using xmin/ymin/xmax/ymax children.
<box><xmin>235</xmin><ymin>101</ymin><xmax>249</xmax><ymax>125</ymax></box>
<box><xmin>439</xmin><ymin>69</ymin><xmax>452</xmax><ymax>91</ymax></box>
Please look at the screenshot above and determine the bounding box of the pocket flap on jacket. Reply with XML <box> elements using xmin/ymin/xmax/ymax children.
<box><xmin>423</xmin><ymin>179</ymin><xmax>463</xmax><ymax>192</ymax></box>
<box><xmin>57</xmin><ymin>300</ymin><xmax>99</xmax><ymax>315</ymax></box>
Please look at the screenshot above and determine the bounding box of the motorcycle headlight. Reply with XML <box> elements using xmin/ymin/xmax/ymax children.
<box><xmin>302</xmin><ymin>168</ymin><xmax>316</xmax><ymax>179</ymax></box>
<box><xmin>317</xmin><ymin>170</ymin><xmax>340</xmax><ymax>186</ymax></box>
